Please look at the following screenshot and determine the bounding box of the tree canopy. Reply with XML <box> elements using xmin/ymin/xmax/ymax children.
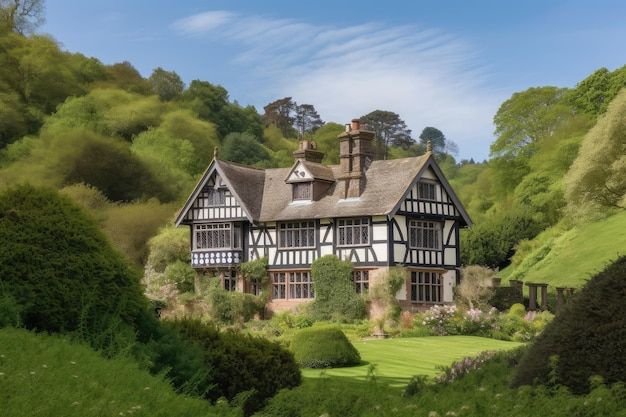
<box><xmin>359</xmin><ymin>110</ymin><xmax>413</xmax><ymax>160</ymax></box>
<box><xmin>491</xmin><ymin>86</ymin><xmax>572</xmax><ymax>159</ymax></box>
<box><xmin>0</xmin><ymin>0</ymin><xmax>45</xmax><ymax>34</ymax></box>
<box><xmin>564</xmin><ymin>88</ymin><xmax>626</xmax><ymax>216</ymax></box>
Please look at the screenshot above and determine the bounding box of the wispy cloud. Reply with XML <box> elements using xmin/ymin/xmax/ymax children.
<box><xmin>171</xmin><ymin>11</ymin><xmax>502</xmax><ymax>159</ymax></box>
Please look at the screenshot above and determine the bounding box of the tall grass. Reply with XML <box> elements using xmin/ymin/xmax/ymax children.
<box><xmin>0</xmin><ymin>327</ymin><xmax>239</xmax><ymax>417</ymax></box>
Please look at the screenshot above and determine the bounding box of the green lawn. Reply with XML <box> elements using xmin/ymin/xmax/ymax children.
<box><xmin>301</xmin><ymin>336</ymin><xmax>523</xmax><ymax>387</ymax></box>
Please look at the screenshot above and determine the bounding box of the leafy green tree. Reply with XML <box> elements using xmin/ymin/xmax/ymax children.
<box><xmin>181</xmin><ymin>79</ymin><xmax>228</xmax><ymax>120</ymax></box>
<box><xmin>312</xmin><ymin>122</ymin><xmax>343</xmax><ymax>164</ymax></box>
<box><xmin>146</xmin><ymin>224</ymin><xmax>190</xmax><ymax>273</ymax></box>
<box><xmin>216</xmin><ymin>101</ymin><xmax>264</xmax><ymax>139</ymax></box>
<box><xmin>104</xmin><ymin>61</ymin><xmax>150</xmax><ymax>93</ymax></box>
<box><xmin>0</xmin><ymin>0</ymin><xmax>45</xmax><ymax>34</ymax></box>
<box><xmin>67</xmin><ymin>53</ymin><xmax>108</xmax><ymax>85</ymax></box>
<box><xmin>0</xmin><ymin>184</ymin><xmax>147</xmax><ymax>333</ymax></box>
<box><xmin>359</xmin><ymin>110</ymin><xmax>413</xmax><ymax>160</ymax></box>
<box><xmin>461</xmin><ymin>206</ymin><xmax>546</xmax><ymax>268</ymax></box>
<box><xmin>61</xmin><ymin>130</ymin><xmax>175</xmax><ymax>202</ymax></box>
<box><xmin>294</xmin><ymin>103</ymin><xmax>324</xmax><ymax>139</ymax></box>
<box><xmin>149</xmin><ymin>67</ymin><xmax>184</xmax><ymax>101</ymax></box>
<box><xmin>564</xmin><ymin>88</ymin><xmax>626</xmax><ymax>217</ymax></box>
<box><xmin>0</xmin><ymin>91</ymin><xmax>28</xmax><ymax>147</ymax></box>
<box><xmin>419</xmin><ymin>126</ymin><xmax>445</xmax><ymax>153</ymax></box>
<box><xmin>566</xmin><ymin>66</ymin><xmax>626</xmax><ymax>117</ymax></box>
<box><xmin>157</xmin><ymin>109</ymin><xmax>219</xmax><ymax>175</ymax></box>
<box><xmin>221</xmin><ymin>131</ymin><xmax>270</xmax><ymax>165</ymax></box>
<box><xmin>102</xmin><ymin>200</ymin><xmax>177</xmax><ymax>265</ymax></box>
<box><xmin>491</xmin><ymin>86</ymin><xmax>572</xmax><ymax>159</ymax></box>
<box><xmin>262</xmin><ymin>97</ymin><xmax>297</xmax><ymax>138</ymax></box>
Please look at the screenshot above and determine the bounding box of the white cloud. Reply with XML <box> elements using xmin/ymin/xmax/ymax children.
<box><xmin>171</xmin><ymin>11</ymin><xmax>235</xmax><ymax>36</ymax></box>
<box><xmin>172</xmin><ymin>10</ymin><xmax>503</xmax><ymax>160</ymax></box>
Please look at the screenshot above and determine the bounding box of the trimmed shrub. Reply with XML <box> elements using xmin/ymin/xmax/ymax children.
<box><xmin>291</xmin><ymin>325</ymin><xmax>361</xmax><ymax>368</ymax></box>
<box><xmin>512</xmin><ymin>256</ymin><xmax>626</xmax><ymax>394</ymax></box>
<box><xmin>175</xmin><ymin>319</ymin><xmax>301</xmax><ymax>414</ymax></box>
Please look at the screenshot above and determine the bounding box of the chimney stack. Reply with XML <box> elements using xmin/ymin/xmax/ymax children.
<box><xmin>292</xmin><ymin>140</ymin><xmax>325</xmax><ymax>163</ymax></box>
<box><xmin>337</xmin><ymin>118</ymin><xmax>374</xmax><ymax>198</ymax></box>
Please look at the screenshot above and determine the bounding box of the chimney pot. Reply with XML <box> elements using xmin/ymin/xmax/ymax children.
<box><xmin>352</xmin><ymin>119</ymin><xmax>360</xmax><ymax>131</ymax></box>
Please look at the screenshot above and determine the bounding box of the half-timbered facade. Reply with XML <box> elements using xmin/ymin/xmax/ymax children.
<box><xmin>175</xmin><ymin>119</ymin><xmax>472</xmax><ymax>313</ymax></box>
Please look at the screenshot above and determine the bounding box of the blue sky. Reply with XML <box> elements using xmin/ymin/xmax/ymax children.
<box><xmin>41</xmin><ymin>0</ymin><xmax>626</xmax><ymax>161</ymax></box>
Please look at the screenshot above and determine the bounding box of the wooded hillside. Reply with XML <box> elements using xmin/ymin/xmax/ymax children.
<box><xmin>1</xmin><ymin>8</ymin><xmax>625</xmax><ymax>287</ymax></box>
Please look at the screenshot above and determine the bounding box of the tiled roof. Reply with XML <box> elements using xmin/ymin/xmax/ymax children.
<box><xmin>258</xmin><ymin>155</ymin><xmax>429</xmax><ymax>221</ymax></box>
<box><xmin>176</xmin><ymin>152</ymin><xmax>472</xmax><ymax>227</ymax></box>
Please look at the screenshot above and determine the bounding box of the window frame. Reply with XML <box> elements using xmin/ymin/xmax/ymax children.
<box><xmin>353</xmin><ymin>270</ymin><xmax>370</xmax><ymax>294</ymax></box>
<box><xmin>337</xmin><ymin>217</ymin><xmax>370</xmax><ymax>247</ymax></box>
<box><xmin>271</xmin><ymin>271</ymin><xmax>315</xmax><ymax>300</ymax></box>
<box><xmin>222</xmin><ymin>270</ymin><xmax>237</xmax><ymax>292</ymax></box>
<box><xmin>206</xmin><ymin>187</ymin><xmax>227</xmax><ymax>206</ymax></box>
<box><xmin>272</xmin><ymin>272</ymin><xmax>287</xmax><ymax>299</ymax></box>
<box><xmin>289</xmin><ymin>271</ymin><xmax>314</xmax><ymax>299</ymax></box>
<box><xmin>278</xmin><ymin>221</ymin><xmax>316</xmax><ymax>249</ymax></box>
<box><xmin>409</xmin><ymin>219</ymin><xmax>441</xmax><ymax>250</ymax></box>
<box><xmin>417</xmin><ymin>181</ymin><xmax>437</xmax><ymax>201</ymax></box>
<box><xmin>292</xmin><ymin>182</ymin><xmax>312</xmax><ymax>201</ymax></box>
<box><xmin>193</xmin><ymin>222</ymin><xmax>242</xmax><ymax>250</ymax></box>
<box><xmin>410</xmin><ymin>271</ymin><xmax>442</xmax><ymax>303</ymax></box>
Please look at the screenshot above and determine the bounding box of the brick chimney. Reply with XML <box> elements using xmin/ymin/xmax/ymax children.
<box><xmin>292</xmin><ymin>140</ymin><xmax>325</xmax><ymax>163</ymax></box>
<box><xmin>337</xmin><ymin>119</ymin><xmax>374</xmax><ymax>198</ymax></box>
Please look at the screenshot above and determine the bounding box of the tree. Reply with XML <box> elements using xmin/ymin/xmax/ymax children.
<box><xmin>564</xmin><ymin>88</ymin><xmax>626</xmax><ymax>215</ymax></box>
<box><xmin>0</xmin><ymin>0</ymin><xmax>45</xmax><ymax>34</ymax></box>
<box><xmin>221</xmin><ymin>132</ymin><xmax>270</xmax><ymax>166</ymax></box>
<box><xmin>359</xmin><ymin>110</ymin><xmax>412</xmax><ymax>160</ymax></box>
<box><xmin>456</xmin><ymin>265</ymin><xmax>496</xmax><ymax>309</ymax></box>
<box><xmin>181</xmin><ymin>79</ymin><xmax>228</xmax><ymax>120</ymax></box>
<box><xmin>149</xmin><ymin>67</ymin><xmax>184</xmax><ymax>101</ymax></box>
<box><xmin>491</xmin><ymin>86</ymin><xmax>572</xmax><ymax>159</ymax></box>
<box><xmin>294</xmin><ymin>103</ymin><xmax>324</xmax><ymax>139</ymax></box>
<box><xmin>105</xmin><ymin>61</ymin><xmax>150</xmax><ymax>94</ymax></box>
<box><xmin>262</xmin><ymin>97</ymin><xmax>296</xmax><ymax>138</ymax></box>
<box><xmin>216</xmin><ymin>101</ymin><xmax>264</xmax><ymax>140</ymax></box>
<box><xmin>567</xmin><ymin>66</ymin><xmax>626</xmax><ymax>117</ymax></box>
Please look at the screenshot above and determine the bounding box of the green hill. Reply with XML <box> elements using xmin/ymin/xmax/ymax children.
<box><xmin>499</xmin><ymin>210</ymin><xmax>626</xmax><ymax>289</ymax></box>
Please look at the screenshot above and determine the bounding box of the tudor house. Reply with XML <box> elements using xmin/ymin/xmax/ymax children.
<box><xmin>175</xmin><ymin>119</ymin><xmax>472</xmax><ymax>312</ymax></box>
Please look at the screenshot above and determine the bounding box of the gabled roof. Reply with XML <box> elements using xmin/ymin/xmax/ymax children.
<box><xmin>285</xmin><ymin>160</ymin><xmax>335</xmax><ymax>183</ymax></box>
<box><xmin>175</xmin><ymin>152</ymin><xmax>472</xmax><ymax>227</ymax></box>
<box><xmin>174</xmin><ymin>158</ymin><xmax>265</xmax><ymax>226</ymax></box>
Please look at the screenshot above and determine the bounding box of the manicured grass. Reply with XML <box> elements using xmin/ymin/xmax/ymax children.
<box><xmin>301</xmin><ymin>336</ymin><xmax>523</xmax><ymax>387</ymax></box>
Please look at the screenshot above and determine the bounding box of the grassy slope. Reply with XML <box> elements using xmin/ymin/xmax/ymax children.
<box><xmin>499</xmin><ymin>210</ymin><xmax>626</xmax><ymax>288</ymax></box>
<box><xmin>301</xmin><ymin>336</ymin><xmax>523</xmax><ymax>387</ymax></box>
<box><xmin>0</xmin><ymin>328</ymin><xmax>228</xmax><ymax>417</ymax></box>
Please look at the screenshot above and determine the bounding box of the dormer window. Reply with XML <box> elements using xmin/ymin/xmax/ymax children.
<box><xmin>292</xmin><ymin>182</ymin><xmax>312</xmax><ymax>201</ymax></box>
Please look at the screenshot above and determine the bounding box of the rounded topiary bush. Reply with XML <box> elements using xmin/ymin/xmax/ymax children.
<box><xmin>291</xmin><ymin>325</ymin><xmax>361</xmax><ymax>368</ymax></box>
<box><xmin>511</xmin><ymin>256</ymin><xmax>626</xmax><ymax>394</ymax></box>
